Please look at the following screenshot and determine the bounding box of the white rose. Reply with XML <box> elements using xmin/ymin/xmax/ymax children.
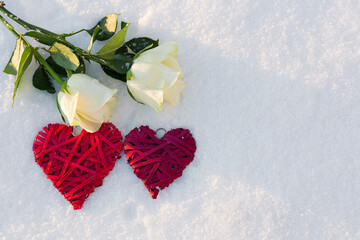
<box><xmin>57</xmin><ymin>74</ymin><xmax>118</xmax><ymax>133</ymax></box>
<box><xmin>127</xmin><ymin>40</ymin><xmax>185</xmax><ymax>112</ymax></box>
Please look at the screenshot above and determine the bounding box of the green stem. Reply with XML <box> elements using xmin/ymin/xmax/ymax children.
<box><xmin>61</xmin><ymin>29</ymin><xmax>87</xmax><ymax>38</ymax></box>
<box><xmin>0</xmin><ymin>4</ymin><xmax>59</xmax><ymax>37</ymax></box>
<box><xmin>0</xmin><ymin>10</ymin><xmax>109</xmax><ymax>67</ymax></box>
<box><xmin>33</xmin><ymin>51</ymin><xmax>64</xmax><ymax>85</ymax></box>
<box><xmin>0</xmin><ymin>13</ymin><xmax>20</xmax><ymax>39</ymax></box>
<box><xmin>0</xmin><ymin>13</ymin><xmax>64</xmax><ymax>85</ymax></box>
<box><xmin>0</xmin><ymin>4</ymin><xmax>114</xmax><ymax>72</ymax></box>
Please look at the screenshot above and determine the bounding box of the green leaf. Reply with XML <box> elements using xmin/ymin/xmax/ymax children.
<box><xmin>87</xmin><ymin>14</ymin><xmax>119</xmax><ymax>41</ymax></box>
<box><xmin>32</xmin><ymin>66</ymin><xmax>56</xmax><ymax>94</ymax></box>
<box><xmin>99</xmin><ymin>37</ymin><xmax>158</xmax><ymax>81</ymax></box>
<box><xmin>49</xmin><ymin>42</ymin><xmax>80</xmax><ymax>71</ymax></box>
<box><xmin>46</xmin><ymin>56</ymin><xmax>67</xmax><ymax>77</ymax></box>
<box><xmin>101</xmin><ymin>64</ymin><xmax>126</xmax><ymax>82</ymax></box>
<box><xmin>134</xmin><ymin>44</ymin><xmax>154</xmax><ymax>59</ymax></box>
<box><xmin>87</xmin><ymin>25</ymin><xmax>102</xmax><ymax>53</ymax></box>
<box><xmin>74</xmin><ymin>57</ymin><xmax>86</xmax><ymax>74</ymax></box>
<box><xmin>102</xmin><ymin>54</ymin><xmax>133</xmax><ymax>74</ymax></box>
<box><xmin>113</xmin><ymin>37</ymin><xmax>159</xmax><ymax>61</ymax></box>
<box><xmin>12</xmin><ymin>46</ymin><xmax>33</xmax><ymax>106</ymax></box>
<box><xmin>3</xmin><ymin>39</ymin><xmax>25</xmax><ymax>75</ymax></box>
<box><xmin>96</xmin><ymin>23</ymin><xmax>129</xmax><ymax>59</ymax></box>
<box><xmin>121</xmin><ymin>21</ymin><xmax>128</xmax><ymax>29</ymax></box>
<box><xmin>124</xmin><ymin>37</ymin><xmax>159</xmax><ymax>54</ymax></box>
<box><xmin>46</xmin><ymin>56</ymin><xmax>85</xmax><ymax>77</ymax></box>
<box><xmin>24</xmin><ymin>31</ymin><xmax>66</xmax><ymax>46</ymax></box>
<box><xmin>115</xmin><ymin>44</ymin><xmax>134</xmax><ymax>58</ymax></box>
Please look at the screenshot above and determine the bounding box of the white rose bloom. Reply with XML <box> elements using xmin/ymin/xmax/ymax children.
<box><xmin>127</xmin><ymin>40</ymin><xmax>185</xmax><ymax>112</ymax></box>
<box><xmin>57</xmin><ymin>74</ymin><xmax>118</xmax><ymax>133</ymax></box>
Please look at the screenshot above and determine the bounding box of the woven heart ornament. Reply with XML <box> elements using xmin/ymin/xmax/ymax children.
<box><xmin>33</xmin><ymin>123</ymin><xmax>123</xmax><ymax>210</ymax></box>
<box><xmin>124</xmin><ymin>126</ymin><xmax>196</xmax><ymax>199</ymax></box>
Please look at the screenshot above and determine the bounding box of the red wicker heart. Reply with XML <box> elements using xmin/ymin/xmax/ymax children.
<box><xmin>124</xmin><ymin>126</ymin><xmax>196</xmax><ymax>199</ymax></box>
<box><xmin>32</xmin><ymin>123</ymin><xmax>123</xmax><ymax>210</ymax></box>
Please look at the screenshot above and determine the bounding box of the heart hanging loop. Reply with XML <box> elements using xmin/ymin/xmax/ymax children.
<box><xmin>155</xmin><ymin>128</ymin><xmax>167</xmax><ymax>139</ymax></box>
<box><xmin>71</xmin><ymin>125</ymin><xmax>82</xmax><ymax>136</ymax></box>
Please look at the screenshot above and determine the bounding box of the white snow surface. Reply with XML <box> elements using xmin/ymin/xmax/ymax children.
<box><xmin>1</xmin><ymin>0</ymin><xmax>360</xmax><ymax>239</ymax></box>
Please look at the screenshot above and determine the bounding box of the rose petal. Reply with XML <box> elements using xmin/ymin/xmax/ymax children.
<box><xmin>67</xmin><ymin>74</ymin><xmax>118</xmax><ymax>112</ymax></box>
<box><xmin>154</xmin><ymin>63</ymin><xmax>182</xmax><ymax>89</ymax></box>
<box><xmin>130</xmin><ymin>62</ymin><xmax>165</xmax><ymax>89</ymax></box>
<box><xmin>127</xmin><ymin>81</ymin><xmax>163</xmax><ymax>112</ymax></box>
<box><xmin>136</xmin><ymin>41</ymin><xmax>178</xmax><ymax>63</ymax></box>
<box><xmin>77</xmin><ymin>96</ymin><xmax>117</xmax><ymax>123</ymax></box>
<box><xmin>72</xmin><ymin>113</ymin><xmax>103</xmax><ymax>133</ymax></box>
<box><xmin>57</xmin><ymin>90</ymin><xmax>79</xmax><ymax>125</ymax></box>
<box><xmin>164</xmin><ymin>79</ymin><xmax>185</xmax><ymax>105</ymax></box>
<box><xmin>161</xmin><ymin>56</ymin><xmax>182</xmax><ymax>71</ymax></box>
<box><xmin>127</xmin><ymin>41</ymin><xmax>184</xmax><ymax>112</ymax></box>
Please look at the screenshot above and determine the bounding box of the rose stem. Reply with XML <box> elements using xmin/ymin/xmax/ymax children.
<box><xmin>0</xmin><ymin>3</ymin><xmax>117</xmax><ymax>72</ymax></box>
<box><xmin>0</xmin><ymin>2</ymin><xmax>58</xmax><ymax>37</ymax></box>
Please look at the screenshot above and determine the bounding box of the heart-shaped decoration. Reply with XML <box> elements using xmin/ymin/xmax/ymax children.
<box><xmin>33</xmin><ymin>123</ymin><xmax>123</xmax><ymax>210</ymax></box>
<box><xmin>124</xmin><ymin>126</ymin><xmax>196</xmax><ymax>199</ymax></box>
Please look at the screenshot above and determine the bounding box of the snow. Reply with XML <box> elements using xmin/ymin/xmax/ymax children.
<box><xmin>1</xmin><ymin>0</ymin><xmax>360</xmax><ymax>239</ymax></box>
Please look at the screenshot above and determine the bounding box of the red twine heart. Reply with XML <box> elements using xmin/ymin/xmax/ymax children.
<box><xmin>32</xmin><ymin>123</ymin><xmax>123</xmax><ymax>210</ymax></box>
<box><xmin>124</xmin><ymin>126</ymin><xmax>196</xmax><ymax>199</ymax></box>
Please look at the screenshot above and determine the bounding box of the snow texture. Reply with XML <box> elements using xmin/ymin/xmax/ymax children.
<box><xmin>1</xmin><ymin>0</ymin><xmax>360</xmax><ymax>239</ymax></box>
